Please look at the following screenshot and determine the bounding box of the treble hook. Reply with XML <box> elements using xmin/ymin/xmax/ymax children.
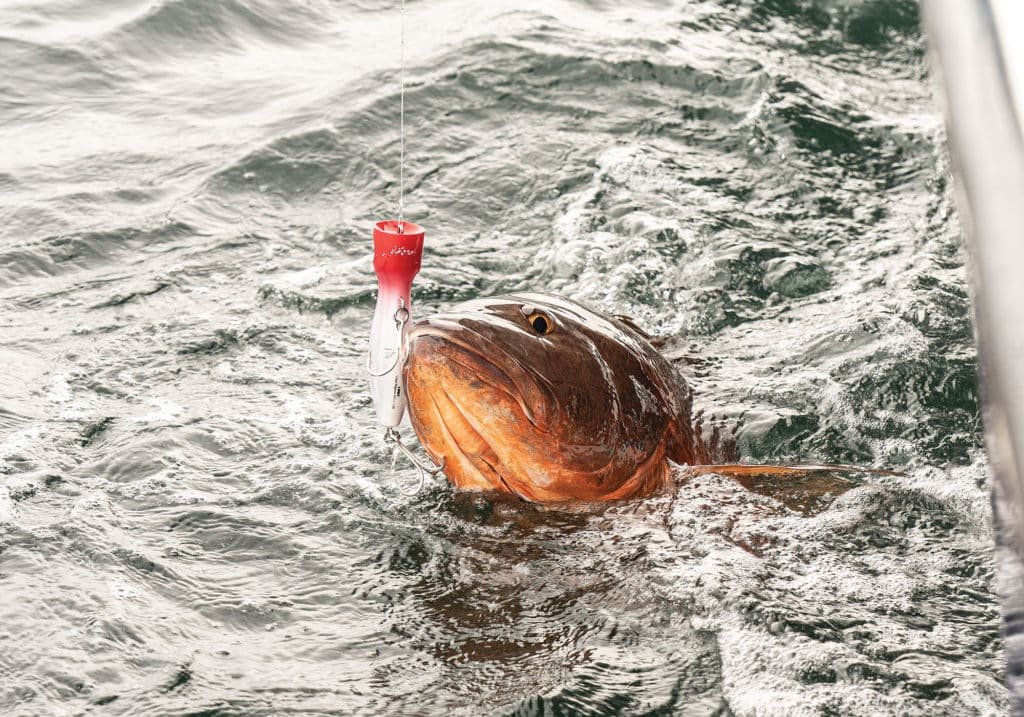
<box><xmin>384</xmin><ymin>427</ymin><xmax>446</xmax><ymax>496</ymax></box>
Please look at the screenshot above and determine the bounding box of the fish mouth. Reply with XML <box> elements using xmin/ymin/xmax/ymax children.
<box><xmin>403</xmin><ymin>317</ymin><xmax>557</xmax><ymax>502</ymax></box>
<box><xmin>405</xmin><ymin>319</ymin><xmax>554</xmax><ymax>432</ymax></box>
<box><xmin>426</xmin><ymin>388</ymin><xmax>526</xmax><ymax>500</ymax></box>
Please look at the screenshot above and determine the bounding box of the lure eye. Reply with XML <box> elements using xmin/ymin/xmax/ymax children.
<box><xmin>527</xmin><ymin>312</ymin><xmax>552</xmax><ymax>335</ymax></box>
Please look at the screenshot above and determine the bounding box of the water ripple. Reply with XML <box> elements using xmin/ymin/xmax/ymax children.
<box><xmin>0</xmin><ymin>0</ymin><xmax>1004</xmax><ymax>714</ymax></box>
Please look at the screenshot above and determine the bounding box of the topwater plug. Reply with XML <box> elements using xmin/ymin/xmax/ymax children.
<box><xmin>366</xmin><ymin>219</ymin><xmax>445</xmax><ymax>495</ymax></box>
<box><xmin>367</xmin><ymin>219</ymin><xmax>424</xmax><ymax>427</ymax></box>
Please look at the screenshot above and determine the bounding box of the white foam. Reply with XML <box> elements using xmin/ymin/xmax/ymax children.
<box><xmin>654</xmin><ymin>465</ymin><xmax>1003</xmax><ymax>715</ymax></box>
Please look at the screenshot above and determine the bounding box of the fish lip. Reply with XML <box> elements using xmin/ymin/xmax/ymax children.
<box><xmin>405</xmin><ymin>323</ymin><xmax>516</xmax><ymax>396</ymax></box>
<box><xmin>405</xmin><ymin>321</ymin><xmax>553</xmax><ymax>432</ymax></box>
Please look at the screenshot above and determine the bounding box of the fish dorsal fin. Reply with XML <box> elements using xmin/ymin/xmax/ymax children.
<box><xmin>611</xmin><ymin>314</ymin><xmax>667</xmax><ymax>349</ymax></box>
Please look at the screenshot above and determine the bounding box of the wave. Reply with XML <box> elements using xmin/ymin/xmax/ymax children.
<box><xmin>0</xmin><ymin>36</ymin><xmax>122</xmax><ymax>107</ymax></box>
<box><xmin>100</xmin><ymin>0</ymin><xmax>335</xmax><ymax>60</ymax></box>
<box><xmin>0</xmin><ymin>221</ymin><xmax>193</xmax><ymax>286</ymax></box>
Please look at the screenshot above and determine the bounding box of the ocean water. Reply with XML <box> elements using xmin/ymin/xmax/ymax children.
<box><xmin>0</xmin><ymin>0</ymin><xmax>1006</xmax><ymax>714</ymax></box>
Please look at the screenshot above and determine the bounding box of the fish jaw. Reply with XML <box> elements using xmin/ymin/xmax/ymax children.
<box><xmin>406</xmin><ymin>320</ymin><xmax>556</xmax><ymax>432</ymax></box>
<box><xmin>404</xmin><ymin>330</ymin><xmax>532</xmax><ymax>495</ymax></box>
<box><xmin>405</xmin><ymin>334</ymin><xmax>673</xmax><ymax>501</ymax></box>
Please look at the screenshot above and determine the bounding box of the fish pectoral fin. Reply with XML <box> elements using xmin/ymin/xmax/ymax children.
<box><xmin>681</xmin><ymin>463</ymin><xmax>900</xmax><ymax>516</ymax></box>
<box><xmin>684</xmin><ymin>462</ymin><xmax>903</xmax><ymax>478</ymax></box>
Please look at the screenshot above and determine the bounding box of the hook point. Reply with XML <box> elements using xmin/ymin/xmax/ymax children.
<box><xmin>384</xmin><ymin>428</ymin><xmax>445</xmax><ymax>496</ymax></box>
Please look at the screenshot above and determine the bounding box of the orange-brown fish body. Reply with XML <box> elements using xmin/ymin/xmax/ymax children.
<box><xmin>403</xmin><ymin>293</ymin><xmax>731</xmax><ymax>502</ymax></box>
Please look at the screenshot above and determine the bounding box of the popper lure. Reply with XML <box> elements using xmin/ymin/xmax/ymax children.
<box><xmin>367</xmin><ymin>220</ymin><xmax>444</xmax><ymax>493</ymax></box>
<box><xmin>367</xmin><ymin>220</ymin><xmax>422</xmax><ymax>427</ymax></box>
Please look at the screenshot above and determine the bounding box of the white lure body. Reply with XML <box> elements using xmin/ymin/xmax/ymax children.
<box><xmin>368</xmin><ymin>220</ymin><xmax>424</xmax><ymax>429</ymax></box>
<box><xmin>368</xmin><ymin>287</ymin><xmax>410</xmax><ymax>427</ymax></box>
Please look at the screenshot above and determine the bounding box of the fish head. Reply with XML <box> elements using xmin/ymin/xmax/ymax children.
<box><xmin>403</xmin><ymin>293</ymin><xmax>687</xmax><ymax>501</ymax></box>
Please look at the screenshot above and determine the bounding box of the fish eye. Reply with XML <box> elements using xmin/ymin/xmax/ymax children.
<box><xmin>527</xmin><ymin>312</ymin><xmax>552</xmax><ymax>335</ymax></box>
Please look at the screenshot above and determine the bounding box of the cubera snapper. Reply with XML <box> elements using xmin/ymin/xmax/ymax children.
<box><xmin>403</xmin><ymin>292</ymin><xmax>748</xmax><ymax>503</ymax></box>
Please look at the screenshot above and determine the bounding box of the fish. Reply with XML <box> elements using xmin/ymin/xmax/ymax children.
<box><xmin>403</xmin><ymin>291</ymin><xmax>845</xmax><ymax>503</ymax></box>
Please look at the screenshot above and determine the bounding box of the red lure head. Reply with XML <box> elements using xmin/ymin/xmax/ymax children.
<box><xmin>373</xmin><ymin>220</ymin><xmax>424</xmax><ymax>293</ymax></box>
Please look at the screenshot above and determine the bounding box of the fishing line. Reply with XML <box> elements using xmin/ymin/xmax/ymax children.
<box><xmin>398</xmin><ymin>0</ymin><xmax>405</xmax><ymax>227</ymax></box>
<box><xmin>365</xmin><ymin>1</ymin><xmax>444</xmax><ymax>496</ymax></box>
